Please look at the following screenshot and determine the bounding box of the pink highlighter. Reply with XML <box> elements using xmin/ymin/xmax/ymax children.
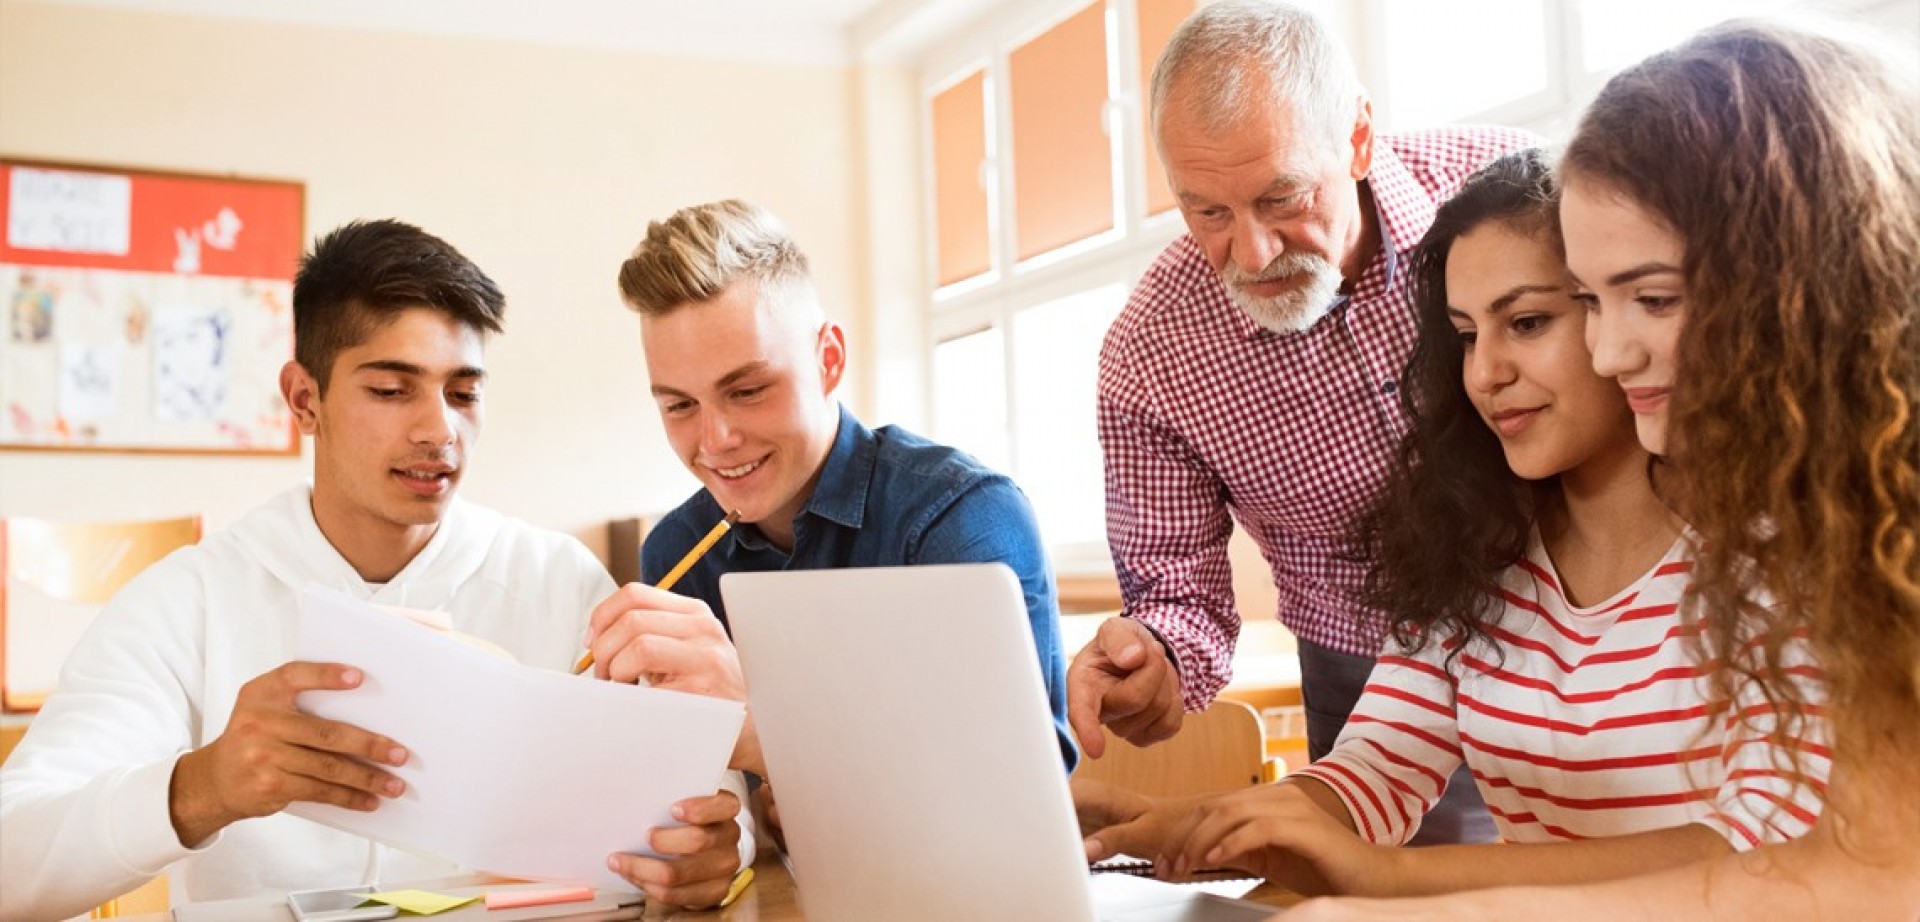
<box><xmin>483</xmin><ymin>887</ymin><xmax>595</xmax><ymax>910</ymax></box>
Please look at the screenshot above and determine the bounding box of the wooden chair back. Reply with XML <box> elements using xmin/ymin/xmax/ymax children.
<box><xmin>0</xmin><ymin>516</ymin><xmax>198</xmax><ymax>916</ymax></box>
<box><xmin>1073</xmin><ymin>698</ymin><xmax>1274</xmax><ymax>799</ymax></box>
<box><xmin>1</xmin><ymin>515</ymin><xmax>201</xmax><ymax>712</ymax></box>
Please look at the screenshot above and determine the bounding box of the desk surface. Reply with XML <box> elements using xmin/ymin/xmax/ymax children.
<box><xmin>127</xmin><ymin>852</ymin><xmax>1304</xmax><ymax>920</ymax></box>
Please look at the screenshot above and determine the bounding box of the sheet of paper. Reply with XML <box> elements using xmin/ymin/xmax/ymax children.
<box><xmin>287</xmin><ymin>586</ymin><xmax>745</xmax><ymax>892</ymax></box>
<box><xmin>1089</xmin><ymin>873</ymin><xmax>1272</xmax><ymax>919</ymax></box>
<box><xmin>57</xmin><ymin>341</ymin><xmax>120</xmax><ymax>423</ymax></box>
<box><xmin>7</xmin><ymin>166</ymin><xmax>131</xmax><ymax>254</ymax></box>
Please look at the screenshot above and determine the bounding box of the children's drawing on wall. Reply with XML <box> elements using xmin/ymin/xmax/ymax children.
<box><xmin>0</xmin><ymin>266</ymin><xmax>291</xmax><ymax>451</ymax></box>
<box><xmin>152</xmin><ymin>302</ymin><xmax>231</xmax><ymax>421</ymax></box>
<box><xmin>58</xmin><ymin>340</ymin><xmax>120</xmax><ymax>426</ymax></box>
<box><xmin>8</xmin><ymin>272</ymin><xmax>53</xmax><ymax>344</ymax></box>
<box><xmin>124</xmin><ymin>298</ymin><xmax>149</xmax><ymax>345</ymax></box>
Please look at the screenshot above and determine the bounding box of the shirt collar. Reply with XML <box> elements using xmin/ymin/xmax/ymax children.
<box><xmin>1364</xmin><ymin>141</ymin><xmax>1432</xmax><ymax>286</ymax></box>
<box><xmin>801</xmin><ymin>404</ymin><xmax>873</xmax><ymax>530</ymax></box>
<box><xmin>727</xmin><ymin>405</ymin><xmax>871</xmax><ymax>552</ymax></box>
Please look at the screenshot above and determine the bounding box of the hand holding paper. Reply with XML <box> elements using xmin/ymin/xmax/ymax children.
<box><xmin>289</xmin><ymin>586</ymin><xmax>744</xmax><ymax>892</ymax></box>
<box><xmin>606</xmin><ymin>787</ymin><xmax>744</xmax><ymax>908</ymax></box>
<box><xmin>169</xmin><ymin>661</ymin><xmax>411</xmax><ymax>847</ymax></box>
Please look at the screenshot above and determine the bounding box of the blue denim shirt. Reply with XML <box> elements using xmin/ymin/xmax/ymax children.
<box><xmin>643</xmin><ymin>405</ymin><xmax>1074</xmax><ymax>768</ymax></box>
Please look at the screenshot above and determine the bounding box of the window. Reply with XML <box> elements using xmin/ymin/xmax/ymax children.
<box><xmin>1007</xmin><ymin>285</ymin><xmax>1125</xmax><ymax>552</ymax></box>
<box><xmin>930</xmin><ymin>70</ymin><xmax>994</xmax><ymax>287</ymax></box>
<box><xmin>920</xmin><ymin>0</ymin><xmax>1188</xmax><ymax>567</ymax></box>
<box><xmin>1378</xmin><ymin>0</ymin><xmax>1552</xmax><ymax>126</ymax></box>
<box><xmin>930</xmin><ymin>325</ymin><xmax>1010</xmax><ymax>474</ymax></box>
<box><xmin>1373</xmin><ymin>0</ymin><xmax>1885</xmax><ymax>132</ymax></box>
<box><xmin>1135</xmin><ymin>0</ymin><xmax>1198</xmax><ymax>216</ymax></box>
<box><xmin>1008</xmin><ymin>2</ymin><xmax>1118</xmax><ymax>260</ymax></box>
<box><xmin>1577</xmin><ymin>0</ymin><xmax>1795</xmax><ymax>73</ymax></box>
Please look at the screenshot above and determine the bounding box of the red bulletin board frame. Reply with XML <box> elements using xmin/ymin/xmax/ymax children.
<box><xmin>0</xmin><ymin>158</ymin><xmax>305</xmax><ymax>455</ymax></box>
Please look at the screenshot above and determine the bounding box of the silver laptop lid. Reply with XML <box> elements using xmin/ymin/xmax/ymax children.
<box><xmin>723</xmin><ymin>563</ymin><xmax>1095</xmax><ymax>922</ymax></box>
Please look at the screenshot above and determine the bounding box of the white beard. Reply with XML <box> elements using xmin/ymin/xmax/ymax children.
<box><xmin>1219</xmin><ymin>251</ymin><xmax>1343</xmax><ymax>334</ymax></box>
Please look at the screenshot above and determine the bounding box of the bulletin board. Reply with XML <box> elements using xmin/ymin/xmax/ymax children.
<box><xmin>0</xmin><ymin>158</ymin><xmax>304</xmax><ymax>455</ymax></box>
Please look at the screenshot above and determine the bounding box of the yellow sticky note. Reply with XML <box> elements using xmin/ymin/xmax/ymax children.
<box><xmin>361</xmin><ymin>889</ymin><xmax>480</xmax><ymax>915</ymax></box>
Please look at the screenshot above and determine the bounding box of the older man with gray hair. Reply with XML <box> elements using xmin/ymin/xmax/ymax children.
<box><xmin>1067</xmin><ymin>0</ymin><xmax>1531</xmax><ymax>843</ymax></box>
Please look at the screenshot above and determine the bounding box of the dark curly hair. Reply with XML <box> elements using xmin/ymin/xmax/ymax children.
<box><xmin>1350</xmin><ymin>148</ymin><xmax>1562</xmax><ymax>664</ymax></box>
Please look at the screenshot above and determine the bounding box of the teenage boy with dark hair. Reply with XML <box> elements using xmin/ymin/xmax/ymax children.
<box><xmin>0</xmin><ymin>220</ymin><xmax>750</xmax><ymax>920</ymax></box>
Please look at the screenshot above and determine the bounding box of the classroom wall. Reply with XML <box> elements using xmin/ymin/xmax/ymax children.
<box><xmin>0</xmin><ymin>0</ymin><xmax>889</xmax><ymax>561</ymax></box>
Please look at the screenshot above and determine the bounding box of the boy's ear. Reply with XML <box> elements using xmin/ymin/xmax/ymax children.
<box><xmin>817</xmin><ymin>322</ymin><xmax>847</xmax><ymax>396</ymax></box>
<box><xmin>281</xmin><ymin>361</ymin><xmax>322</xmax><ymax>434</ymax></box>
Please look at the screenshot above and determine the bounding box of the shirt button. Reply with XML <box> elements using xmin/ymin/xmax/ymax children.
<box><xmin>1381</xmin><ymin>379</ymin><xmax>1398</xmax><ymax>394</ymax></box>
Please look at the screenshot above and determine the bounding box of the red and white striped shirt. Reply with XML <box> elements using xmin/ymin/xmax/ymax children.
<box><xmin>1294</xmin><ymin>532</ymin><xmax>1829</xmax><ymax>849</ymax></box>
<box><xmin>1099</xmin><ymin>128</ymin><xmax>1536</xmax><ymax>709</ymax></box>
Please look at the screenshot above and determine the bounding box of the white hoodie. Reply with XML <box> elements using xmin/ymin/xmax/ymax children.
<box><xmin>0</xmin><ymin>486</ymin><xmax>742</xmax><ymax>921</ymax></box>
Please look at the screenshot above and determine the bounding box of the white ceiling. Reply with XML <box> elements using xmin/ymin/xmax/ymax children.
<box><xmin>25</xmin><ymin>0</ymin><xmax>1005</xmax><ymax>65</ymax></box>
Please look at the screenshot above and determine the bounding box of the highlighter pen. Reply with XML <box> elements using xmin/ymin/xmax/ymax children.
<box><xmin>573</xmin><ymin>510</ymin><xmax>740</xmax><ymax>676</ymax></box>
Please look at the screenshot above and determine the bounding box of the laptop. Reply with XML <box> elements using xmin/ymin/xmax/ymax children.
<box><xmin>721</xmin><ymin>564</ymin><xmax>1276</xmax><ymax>922</ymax></box>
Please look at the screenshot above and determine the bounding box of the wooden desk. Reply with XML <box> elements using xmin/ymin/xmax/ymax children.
<box><xmin>125</xmin><ymin>851</ymin><xmax>1303</xmax><ymax>920</ymax></box>
<box><xmin>666</xmin><ymin>853</ymin><xmax>1304</xmax><ymax>919</ymax></box>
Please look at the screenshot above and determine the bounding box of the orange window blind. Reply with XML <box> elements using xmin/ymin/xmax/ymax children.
<box><xmin>1136</xmin><ymin>0</ymin><xmax>1198</xmax><ymax>217</ymax></box>
<box><xmin>931</xmin><ymin>69</ymin><xmax>993</xmax><ymax>287</ymax></box>
<box><xmin>1009</xmin><ymin>2</ymin><xmax>1115</xmax><ymax>262</ymax></box>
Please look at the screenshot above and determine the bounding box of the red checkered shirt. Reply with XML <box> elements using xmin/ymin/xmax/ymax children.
<box><xmin>1099</xmin><ymin>127</ymin><xmax>1537</xmax><ymax>710</ymax></box>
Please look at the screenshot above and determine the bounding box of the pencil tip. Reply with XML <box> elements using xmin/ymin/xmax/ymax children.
<box><xmin>724</xmin><ymin>510</ymin><xmax>742</xmax><ymax>524</ymax></box>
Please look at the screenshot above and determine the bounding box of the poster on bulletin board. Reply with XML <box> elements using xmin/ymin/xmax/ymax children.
<box><xmin>0</xmin><ymin>158</ymin><xmax>304</xmax><ymax>454</ymax></box>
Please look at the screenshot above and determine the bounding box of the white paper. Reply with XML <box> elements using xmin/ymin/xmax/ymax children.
<box><xmin>7</xmin><ymin>167</ymin><xmax>132</xmax><ymax>255</ymax></box>
<box><xmin>288</xmin><ymin>586</ymin><xmax>745</xmax><ymax>892</ymax></box>
<box><xmin>58</xmin><ymin>341</ymin><xmax>120</xmax><ymax>423</ymax></box>
<box><xmin>1089</xmin><ymin>873</ymin><xmax>1271</xmax><ymax>919</ymax></box>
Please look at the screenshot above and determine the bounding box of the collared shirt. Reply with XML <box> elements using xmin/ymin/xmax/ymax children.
<box><xmin>644</xmin><ymin>405</ymin><xmax>1074</xmax><ymax>766</ymax></box>
<box><xmin>1099</xmin><ymin>128</ymin><xmax>1537</xmax><ymax>710</ymax></box>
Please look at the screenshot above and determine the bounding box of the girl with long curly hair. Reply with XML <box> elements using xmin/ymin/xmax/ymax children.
<box><xmin>1073</xmin><ymin>148</ymin><xmax>1825</xmax><ymax>897</ymax></box>
<box><xmin>1283</xmin><ymin>19</ymin><xmax>1920</xmax><ymax>921</ymax></box>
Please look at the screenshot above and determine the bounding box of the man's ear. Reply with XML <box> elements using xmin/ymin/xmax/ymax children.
<box><xmin>817</xmin><ymin>321</ymin><xmax>847</xmax><ymax>396</ymax></box>
<box><xmin>1348</xmin><ymin>96</ymin><xmax>1376</xmax><ymax>181</ymax></box>
<box><xmin>281</xmin><ymin>360</ymin><xmax>322</xmax><ymax>435</ymax></box>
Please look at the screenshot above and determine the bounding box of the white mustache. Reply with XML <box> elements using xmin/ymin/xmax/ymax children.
<box><xmin>1221</xmin><ymin>252</ymin><xmax>1329</xmax><ymax>286</ymax></box>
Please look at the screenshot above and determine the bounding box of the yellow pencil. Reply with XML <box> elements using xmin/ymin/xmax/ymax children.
<box><xmin>574</xmin><ymin>510</ymin><xmax>739</xmax><ymax>676</ymax></box>
<box><xmin>718</xmin><ymin>866</ymin><xmax>755</xmax><ymax>908</ymax></box>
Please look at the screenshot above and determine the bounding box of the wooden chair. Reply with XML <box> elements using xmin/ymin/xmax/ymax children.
<box><xmin>0</xmin><ymin>719</ymin><xmax>25</xmax><ymax>764</ymax></box>
<box><xmin>0</xmin><ymin>515</ymin><xmax>199</xmax><ymax>918</ymax></box>
<box><xmin>1072</xmin><ymin>698</ymin><xmax>1277</xmax><ymax>799</ymax></box>
<box><xmin>0</xmin><ymin>514</ymin><xmax>201</xmax><ymax>712</ymax></box>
